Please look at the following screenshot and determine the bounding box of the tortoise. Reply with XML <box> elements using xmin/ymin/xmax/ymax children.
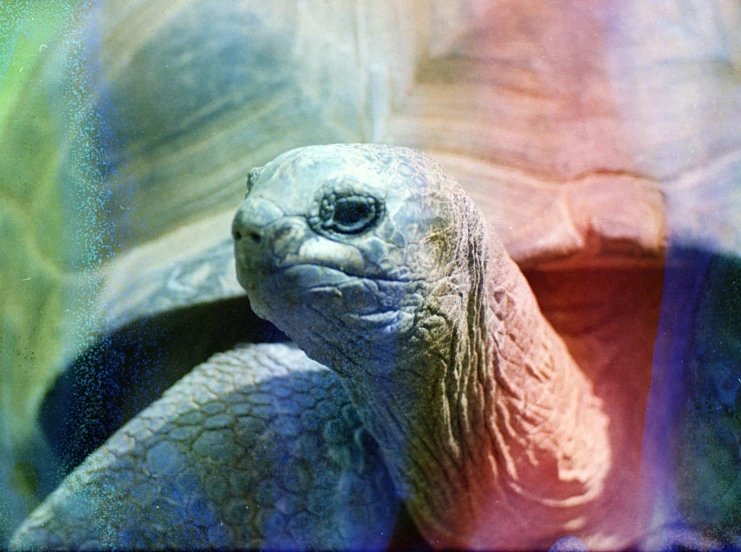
<box><xmin>230</xmin><ymin>143</ymin><xmax>614</xmax><ymax>549</ymax></box>
<box><xmin>5</xmin><ymin>0</ymin><xmax>741</xmax><ymax>549</ymax></box>
<box><xmin>9</xmin><ymin>140</ymin><xmax>741</xmax><ymax>550</ymax></box>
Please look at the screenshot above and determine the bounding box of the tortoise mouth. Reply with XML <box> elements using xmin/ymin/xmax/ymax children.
<box><xmin>274</xmin><ymin>263</ymin><xmax>357</xmax><ymax>291</ymax></box>
<box><xmin>271</xmin><ymin>264</ymin><xmax>408</xmax><ymax>328</ymax></box>
<box><xmin>272</xmin><ymin>261</ymin><xmax>411</xmax><ymax>289</ymax></box>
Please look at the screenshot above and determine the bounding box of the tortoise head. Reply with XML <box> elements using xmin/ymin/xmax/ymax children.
<box><xmin>232</xmin><ymin>144</ymin><xmax>487</xmax><ymax>373</ymax></box>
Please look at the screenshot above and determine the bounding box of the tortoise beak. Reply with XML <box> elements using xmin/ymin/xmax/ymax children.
<box><xmin>232</xmin><ymin>197</ymin><xmax>283</xmax><ymax>241</ymax></box>
<box><xmin>232</xmin><ymin>197</ymin><xmax>308</xmax><ymax>294</ymax></box>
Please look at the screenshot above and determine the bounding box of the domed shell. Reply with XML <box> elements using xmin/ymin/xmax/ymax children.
<box><xmin>82</xmin><ymin>0</ymin><xmax>741</xmax><ymax>333</ymax></box>
<box><xmin>82</xmin><ymin>0</ymin><xmax>741</xmax><ymax>274</ymax></box>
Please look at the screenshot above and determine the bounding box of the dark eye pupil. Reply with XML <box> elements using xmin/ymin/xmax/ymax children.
<box><xmin>334</xmin><ymin>199</ymin><xmax>370</xmax><ymax>226</ymax></box>
<box><xmin>319</xmin><ymin>194</ymin><xmax>381</xmax><ymax>235</ymax></box>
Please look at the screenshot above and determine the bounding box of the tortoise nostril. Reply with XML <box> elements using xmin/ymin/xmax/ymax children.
<box><xmin>232</xmin><ymin>225</ymin><xmax>262</xmax><ymax>244</ymax></box>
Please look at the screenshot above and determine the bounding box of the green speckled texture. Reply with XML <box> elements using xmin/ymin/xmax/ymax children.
<box><xmin>0</xmin><ymin>0</ymin><xmax>112</xmax><ymax>543</ymax></box>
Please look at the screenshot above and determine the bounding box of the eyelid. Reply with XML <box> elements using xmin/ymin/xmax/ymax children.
<box><xmin>312</xmin><ymin>192</ymin><xmax>384</xmax><ymax>236</ymax></box>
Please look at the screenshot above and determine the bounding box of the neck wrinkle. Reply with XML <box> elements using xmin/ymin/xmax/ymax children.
<box><xmin>347</xmin><ymin>215</ymin><xmax>504</xmax><ymax>544</ymax></box>
<box><xmin>335</xmin><ymin>206</ymin><xmax>610</xmax><ymax>549</ymax></box>
<box><xmin>356</xmin><ymin>240</ymin><xmax>610</xmax><ymax>549</ymax></box>
<box><xmin>476</xmin><ymin>245</ymin><xmax>612</xmax><ymax>549</ymax></box>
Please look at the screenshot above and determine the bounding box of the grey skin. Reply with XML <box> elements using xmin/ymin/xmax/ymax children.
<box><xmin>12</xmin><ymin>144</ymin><xmax>610</xmax><ymax>550</ymax></box>
<box><xmin>232</xmin><ymin>144</ymin><xmax>611</xmax><ymax>549</ymax></box>
<box><xmin>10</xmin><ymin>343</ymin><xmax>400</xmax><ymax>550</ymax></box>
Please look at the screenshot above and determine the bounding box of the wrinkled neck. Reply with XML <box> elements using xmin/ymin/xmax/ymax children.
<box><xmin>331</xmin><ymin>229</ymin><xmax>496</xmax><ymax>539</ymax></box>
<box><xmin>337</xmin><ymin>237</ymin><xmax>611</xmax><ymax>549</ymax></box>
<box><xmin>335</xmin><ymin>289</ymin><xmax>491</xmax><ymax>538</ymax></box>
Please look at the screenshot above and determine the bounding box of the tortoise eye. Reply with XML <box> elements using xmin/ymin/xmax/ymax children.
<box><xmin>320</xmin><ymin>194</ymin><xmax>382</xmax><ymax>235</ymax></box>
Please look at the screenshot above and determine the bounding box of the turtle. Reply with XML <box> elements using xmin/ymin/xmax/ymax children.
<box><xmin>5</xmin><ymin>0</ymin><xmax>741</xmax><ymax>549</ymax></box>
<box><xmin>231</xmin><ymin>143</ymin><xmax>616</xmax><ymax>549</ymax></box>
<box><xmin>7</xmin><ymin>143</ymin><xmax>737</xmax><ymax>550</ymax></box>
<box><xmin>5</xmin><ymin>145</ymin><xmax>624</xmax><ymax>549</ymax></box>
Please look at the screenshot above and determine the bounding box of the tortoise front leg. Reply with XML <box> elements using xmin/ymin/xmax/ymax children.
<box><xmin>11</xmin><ymin>343</ymin><xmax>400</xmax><ymax>550</ymax></box>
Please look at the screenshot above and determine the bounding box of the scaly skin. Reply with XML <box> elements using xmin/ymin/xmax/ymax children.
<box><xmin>233</xmin><ymin>144</ymin><xmax>611</xmax><ymax>549</ymax></box>
<box><xmin>14</xmin><ymin>144</ymin><xmax>611</xmax><ymax>550</ymax></box>
<box><xmin>10</xmin><ymin>343</ymin><xmax>399</xmax><ymax>550</ymax></box>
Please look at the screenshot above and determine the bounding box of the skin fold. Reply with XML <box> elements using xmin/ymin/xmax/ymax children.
<box><xmin>233</xmin><ymin>144</ymin><xmax>611</xmax><ymax>549</ymax></box>
<box><xmin>13</xmin><ymin>144</ymin><xmax>615</xmax><ymax>550</ymax></box>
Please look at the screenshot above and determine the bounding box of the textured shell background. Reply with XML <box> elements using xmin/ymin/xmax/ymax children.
<box><xmin>0</xmin><ymin>0</ymin><xmax>741</xmax><ymax>547</ymax></box>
